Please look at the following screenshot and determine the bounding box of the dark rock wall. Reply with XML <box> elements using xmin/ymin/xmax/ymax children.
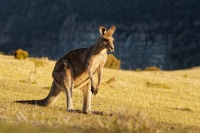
<box><xmin>0</xmin><ymin>0</ymin><xmax>199</xmax><ymax>70</ymax></box>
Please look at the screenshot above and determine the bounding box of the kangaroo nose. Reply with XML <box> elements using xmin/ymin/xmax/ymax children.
<box><xmin>110</xmin><ymin>47</ymin><xmax>114</xmax><ymax>52</ymax></box>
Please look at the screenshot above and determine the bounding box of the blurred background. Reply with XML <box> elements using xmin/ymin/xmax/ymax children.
<box><xmin>0</xmin><ymin>0</ymin><xmax>199</xmax><ymax>70</ymax></box>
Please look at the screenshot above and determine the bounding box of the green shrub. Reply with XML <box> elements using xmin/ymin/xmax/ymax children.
<box><xmin>14</xmin><ymin>49</ymin><xmax>29</xmax><ymax>59</ymax></box>
<box><xmin>105</xmin><ymin>54</ymin><xmax>121</xmax><ymax>69</ymax></box>
<box><xmin>146</xmin><ymin>81</ymin><xmax>170</xmax><ymax>89</ymax></box>
<box><xmin>29</xmin><ymin>58</ymin><xmax>47</xmax><ymax>68</ymax></box>
<box><xmin>106</xmin><ymin>76</ymin><xmax>116</xmax><ymax>84</ymax></box>
<box><xmin>145</xmin><ymin>66</ymin><xmax>160</xmax><ymax>71</ymax></box>
<box><xmin>183</xmin><ymin>74</ymin><xmax>188</xmax><ymax>78</ymax></box>
<box><xmin>0</xmin><ymin>52</ymin><xmax>4</xmax><ymax>55</ymax></box>
<box><xmin>135</xmin><ymin>68</ymin><xmax>142</xmax><ymax>72</ymax></box>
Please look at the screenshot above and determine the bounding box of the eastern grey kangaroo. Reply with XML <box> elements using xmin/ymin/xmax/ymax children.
<box><xmin>15</xmin><ymin>25</ymin><xmax>116</xmax><ymax>114</ymax></box>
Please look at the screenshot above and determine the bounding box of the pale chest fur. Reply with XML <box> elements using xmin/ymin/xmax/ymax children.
<box><xmin>73</xmin><ymin>53</ymin><xmax>107</xmax><ymax>88</ymax></box>
<box><xmin>92</xmin><ymin>52</ymin><xmax>107</xmax><ymax>71</ymax></box>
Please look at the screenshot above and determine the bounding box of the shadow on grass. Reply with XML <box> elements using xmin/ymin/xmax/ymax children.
<box><xmin>13</xmin><ymin>101</ymin><xmax>112</xmax><ymax>116</ymax></box>
<box><xmin>169</xmin><ymin>107</ymin><xmax>193</xmax><ymax>112</ymax></box>
<box><xmin>157</xmin><ymin>121</ymin><xmax>200</xmax><ymax>133</ymax></box>
<box><xmin>68</xmin><ymin>109</ymin><xmax>112</xmax><ymax>116</ymax></box>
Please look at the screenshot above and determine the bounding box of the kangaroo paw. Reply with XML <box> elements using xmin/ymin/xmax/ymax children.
<box><xmin>91</xmin><ymin>86</ymin><xmax>98</xmax><ymax>95</ymax></box>
<box><xmin>83</xmin><ymin>110</ymin><xmax>92</xmax><ymax>114</ymax></box>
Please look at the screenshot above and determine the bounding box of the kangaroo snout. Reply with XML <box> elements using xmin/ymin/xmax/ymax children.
<box><xmin>109</xmin><ymin>47</ymin><xmax>114</xmax><ymax>52</ymax></box>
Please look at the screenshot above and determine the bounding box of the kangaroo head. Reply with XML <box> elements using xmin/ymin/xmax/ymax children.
<box><xmin>99</xmin><ymin>25</ymin><xmax>116</xmax><ymax>52</ymax></box>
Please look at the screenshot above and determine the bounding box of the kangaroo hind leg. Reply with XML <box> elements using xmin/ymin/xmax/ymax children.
<box><xmin>62</xmin><ymin>60</ymin><xmax>75</xmax><ymax>112</ymax></box>
<box><xmin>81</xmin><ymin>82</ymin><xmax>92</xmax><ymax>114</ymax></box>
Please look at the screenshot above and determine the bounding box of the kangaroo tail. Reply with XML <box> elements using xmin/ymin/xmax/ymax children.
<box><xmin>14</xmin><ymin>99</ymin><xmax>47</xmax><ymax>106</ymax></box>
<box><xmin>14</xmin><ymin>81</ymin><xmax>61</xmax><ymax>107</ymax></box>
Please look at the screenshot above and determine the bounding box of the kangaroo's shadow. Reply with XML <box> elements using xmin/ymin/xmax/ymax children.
<box><xmin>69</xmin><ymin>109</ymin><xmax>112</xmax><ymax>116</ymax></box>
<box><xmin>13</xmin><ymin>102</ymin><xmax>112</xmax><ymax>116</ymax></box>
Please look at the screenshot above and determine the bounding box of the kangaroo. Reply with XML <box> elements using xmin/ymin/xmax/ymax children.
<box><xmin>15</xmin><ymin>25</ymin><xmax>116</xmax><ymax>114</ymax></box>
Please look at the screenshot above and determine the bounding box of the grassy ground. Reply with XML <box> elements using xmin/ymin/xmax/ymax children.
<box><xmin>0</xmin><ymin>55</ymin><xmax>200</xmax><ymax>133</ymax></box>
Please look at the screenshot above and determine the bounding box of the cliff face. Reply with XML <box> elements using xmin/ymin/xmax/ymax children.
<box><xmin>0</xmin><ymin>0</ymin><xmax>200</xmax><ymax>70</ymax></box>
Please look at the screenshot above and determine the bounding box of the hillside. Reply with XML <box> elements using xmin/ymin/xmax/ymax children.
<box><xmin>0</xmin><ymin>0</ymin><xmax>200</xmax><ymax>70</ymax></box>
<box><xmin>0</xmin><ymin>55</ymin><xmax>200</xmax><ymax>133</ymax></box>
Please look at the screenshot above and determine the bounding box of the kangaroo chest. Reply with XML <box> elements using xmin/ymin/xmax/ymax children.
<box><xmin>73</xmin><ymin>54</ymin><xmax>106</xmax><ymax>87</ymax></box>
<box><xmin>92</xmin><ymin>54</ymin><xmax>106</xmax><ymax>70</ymax></box>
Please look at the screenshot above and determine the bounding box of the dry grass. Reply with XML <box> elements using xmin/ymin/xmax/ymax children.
<box><xmin>0</xmin><ymin>55</ymin><xmax>200</xmax><ymax>133</ymax></box>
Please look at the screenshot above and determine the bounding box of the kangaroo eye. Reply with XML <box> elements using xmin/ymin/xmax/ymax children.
<box><xmin>103</xmin><ymin>39</ymin><xmax>109</xmax><ymax>42</ymax></box>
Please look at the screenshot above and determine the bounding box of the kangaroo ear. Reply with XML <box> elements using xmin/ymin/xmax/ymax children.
<box><xmin>99</xmin><ymin>26</ymin><xmax>107</xmax><ymax>35</ymax></box>
<box><xmin>108</xmin><ymin>25</ymin><xmax>116</xmax><ymax>35</ymax></box>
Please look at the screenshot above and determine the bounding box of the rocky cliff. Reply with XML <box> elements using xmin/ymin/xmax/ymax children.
<box><xmin>0</xmin><ymin>0</ymin><xmax>199</xmax><ymax>70</ymax></box>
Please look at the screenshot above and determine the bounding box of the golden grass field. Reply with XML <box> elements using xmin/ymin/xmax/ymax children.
<box><xmin>0</xmin><ymin>55</ymin><xmax>200</xmax><ymax>133</ymax></box>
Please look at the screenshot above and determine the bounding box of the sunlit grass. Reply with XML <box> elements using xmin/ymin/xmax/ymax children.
<box><xmin>0</xmin><ymin>55</ymin><xmax>200</xmax><ymax>132</ymax></box>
